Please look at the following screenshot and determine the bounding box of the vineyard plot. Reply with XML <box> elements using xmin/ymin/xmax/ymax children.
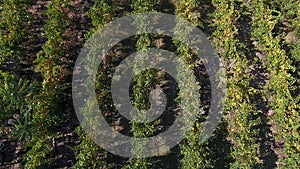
<box><xmin>0</xmin><ymin>0</ymin><xmax>299</xmax><ymax>169</ymax></box>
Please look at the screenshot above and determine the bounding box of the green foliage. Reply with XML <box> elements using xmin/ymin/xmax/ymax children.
<box><xmin>291</xmin><ymin>42</ymin><xmax>300</xmax><ymax>61</ymax></box>
<box><xmin>35</xmin><ymin>0</ymin><xmax>69</xmax><ymax>78</ymax></box>
<box><xmin>0</xmin><ymin>72</ymin><xmax>31</xmax><ymax>118</ymax></box>
<box><xmin>24</xmin><ymin>136</ymin><xmax>52</xmax><ymax>169</ymax></box>
<box><xmin>23</xmin><ymin>0</ymin><xmax>70</xmax><ymax>168</ymax></box>
<box><xmin>124</xmin><ymin>1</ymin><xmax>158</xmax><ymax>168</ymax></box>
<box><xmin>0</xmin><ymin>0</ymin><xmax>33</xmax><ymax>63</ymax></box>
<box><xmin>287</xmin><ymin>2</ymin><xmax>300</xmax><ymax>61</ymax></box>
<box><xmin>85</xmin><ymin>0</ymin><xmax>114</xmax><ymax>38</ymax></box>
<box><xmin>173</xmin><ymin>1</ymin><xmax>215</xmax><ymax>168</ymax></box>
<box><xmin>0</xmin><ymin>71</ymin><xmax>37</xmax><ymax>140</ymax></box>
<box><xmin>175</xmin><ymin>0</ymin><xmax>202</xmax><ymax>27</ymax></box>
<box><xmin>250</xmin><ymin>0</ymin><xmax>300</xmax><ymax>167</ymax></box>
<box><xmin>211</xmin><ymin>0</ymin><xmax>263</xmax><ymax>168</ymax></box>
<box><xmin>73</xmin><ymin>0</ymin><xmax>115</xmax><ymax>168</ymax></box>
<box><xmin>0</xmin><ymin>0</ymin><xmax>299</xmax><ymax>168</ymax></box>
<box><xmin>73</xmin><ymin>127</ymin><xmax>109</xmax><ymax>169</ymax></box>
<box><xmin>131</xmin><ymin>0</ymin><xmax>156</xmax><ymax>13</ymax></box>
<box><xmin>33</xmin><ymin>0</ymin><xmax>70</xmax><ymax>134</ymax></box>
